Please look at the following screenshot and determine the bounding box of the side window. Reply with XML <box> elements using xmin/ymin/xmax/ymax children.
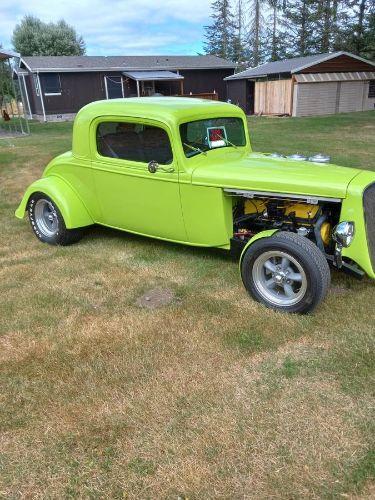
<box><xmin>369</xmin><ymin>80</ymin><xmax>375</xmax><ymax>99</ymax></box>
<box><xmin>96</xmin><ymin>122</ymin><xmax>173</xmax><ymax>165</ymax></box>
<box><xmin>43</xmin><ymin>73</ymin><xmax>61</xmax><ymax>95</ymax></box>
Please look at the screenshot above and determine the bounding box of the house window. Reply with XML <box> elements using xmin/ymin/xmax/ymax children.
<box><xmin>104</xmin><ymin>76</ymin><xmax>124</xmax><ymax>99</ymax></box>
<box><xmin>369</xmin><ymin>80</ymin><xmax>375</xmax><ymax>98</ymax></box>
<box><xmin>96</xmin><ymin>121</ymin><xmax>173</xmax><ymax>165</ymax></box>
<box><xmin>43</xmin><ymin>73</ymin><xmax>61</xmax><ymax>95</ymax></box>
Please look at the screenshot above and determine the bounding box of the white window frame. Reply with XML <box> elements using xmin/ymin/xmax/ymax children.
<box><xmin>43</xmin><ymin>74</ymin><xmax>62</xmax><ymax>96</ymax></box>
<box><xmin>33</xmin><ymin>74</ymin><xmax>40</xmax><ymax>96</ymax></box>
<box><xmin>104</xmin><ymin>75</ymin><xmax>124</xmax><ymax>99</ymax></box>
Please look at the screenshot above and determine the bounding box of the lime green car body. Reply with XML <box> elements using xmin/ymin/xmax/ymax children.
<box><xmin>16</xmin><ymin>97</ymin><xmax>375</xmax><ymax>279</ymax></box>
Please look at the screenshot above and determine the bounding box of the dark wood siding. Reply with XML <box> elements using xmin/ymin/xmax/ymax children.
<box><xmin>179</xmin><ymin>69</ymin><xmax>233</xmax><ymax>100</ymax></box>
<box><xmin>226</xmin><ymin>79</ymin><xmax>255</xmax><ymax>113</ymax></box>
<box><xmin>155</xmin><ymin>80</ymin><xmax>180</xmax><ymax>96</ymax></box>
<box><xmin>35</xmin><ymin>67</ymin><xmax>234</xmax><ymax>114</ymax></box>
<box><xmin>300</xmin><ymin>54</ymin><xmax>374</xmax><ymax>73</ymax></box>
<box><xmin>40</xmin><ymin>72</ymin><xmax>107</xmax><ymax>113</ymax></box>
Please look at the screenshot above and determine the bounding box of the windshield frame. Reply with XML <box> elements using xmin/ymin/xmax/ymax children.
<box><xmin>179</xmin><ymin>116</ymin><xmax>247</xmax><ymax>158</ymax></box>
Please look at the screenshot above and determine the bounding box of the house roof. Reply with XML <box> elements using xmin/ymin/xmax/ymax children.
<box><xmin>225</xmin><ymin>51</ymin><xmax>375</xmax><ymax>80</ymax></box>
<box><xmin>123</xmin><ymin>70</ymin><xmax>184</xmax><ymax>81</ymax></box>
<box><xmin>20</xmin><ymin>55</ymin><xmax>236</xmax><ymax>73</ymax></box>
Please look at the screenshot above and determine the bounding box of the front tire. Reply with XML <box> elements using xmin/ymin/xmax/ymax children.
<box><xmin>28</xmin><ymin>193</ymin><xmax>83</xmax><ymax>245</ymax></box>
<box><xmin>241</xmin><ymin>232</ymin><xmax>330</xmax><ymax>314</ymax></box>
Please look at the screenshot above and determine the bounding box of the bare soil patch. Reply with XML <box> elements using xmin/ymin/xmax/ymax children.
<box><xmin>135</xmin><ymin>287</ymin><xmax>179</xmax><ymax>309</ymax></box>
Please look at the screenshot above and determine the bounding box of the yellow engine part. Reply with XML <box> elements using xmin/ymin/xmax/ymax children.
<box><xmin>320</xmin><ymin>221</ymin><xmax>331</xmax><ymax>245</ymax></box>
<box><xmin>285</xmin><ymin>203</ymin><xmax>320</xmax><ymax>220</ymax></box>
<box><xmin>244</xmin><ymin>199</ymin><xmax>267</xmax><ymax>215</ymax></box>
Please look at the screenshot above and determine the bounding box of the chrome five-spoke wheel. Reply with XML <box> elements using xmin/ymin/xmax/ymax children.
<box><xmin>252</xmin><ymin>250</ymin><xmax>307</xmax><ymax>307</ymax></box>
<box><xmin>34</xmin><ymin>198</ymin><xmax>59</xmax><ymax>237</ymax></box>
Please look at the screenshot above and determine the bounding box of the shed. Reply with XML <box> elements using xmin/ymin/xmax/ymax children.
<box><xmin>17</xmin><ymin>55</ymin><xmax>235</xmax><ymax>122</ymax></box>
<box><xmin>225</xmin><ymin>52</ymin><xmax>375</xmax><ymax>116</ymax></box>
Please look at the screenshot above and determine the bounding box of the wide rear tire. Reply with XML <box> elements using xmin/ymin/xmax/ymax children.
<box><xmin>241</xmin><ymin>231</ymin><xmax>330</xmax><ymax>314</ymax></box>
<box><xmin>28</xmin><ymin>193</ymin><xmax>83</xmax><ymax>246</ymax></box>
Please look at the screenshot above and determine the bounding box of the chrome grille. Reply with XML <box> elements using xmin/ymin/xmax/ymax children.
<box><xmin>363</xmin><ymin>183</ymin><xmax>375</xmax><ymax>271</ymax></box>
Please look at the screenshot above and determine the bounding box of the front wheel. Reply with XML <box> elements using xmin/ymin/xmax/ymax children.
<box><xmin>241</xmin><ymin>232</ymin><xmax>331</xmax><ymax>314</ymax></box>
<box><xmin>28</xmin><ymin>193</ymin><xmax>83</xmax><ymax>245</ymax></box>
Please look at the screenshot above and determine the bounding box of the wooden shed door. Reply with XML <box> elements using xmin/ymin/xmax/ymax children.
<box><xmin>254</xmin><ymin>79</ymin><xmax>293</xmax><ymax>115</ymax></box>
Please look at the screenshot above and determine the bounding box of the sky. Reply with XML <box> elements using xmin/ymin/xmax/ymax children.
<box><xmin>1</xmin><ymin>0</ymin><xmax>213</xmax><ymax>55</ymax></box>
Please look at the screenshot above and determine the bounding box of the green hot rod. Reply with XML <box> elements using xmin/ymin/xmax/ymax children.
<box><xmin>16</xmin><ymin>98</ymin><xmax>375</xmax><ymax>313</ymax></box>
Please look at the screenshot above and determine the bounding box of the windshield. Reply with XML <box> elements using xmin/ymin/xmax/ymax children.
<box><xmin>180</xmin><ymin>117</ymin><xmax>246</xmax><ymax>157</ymax></box>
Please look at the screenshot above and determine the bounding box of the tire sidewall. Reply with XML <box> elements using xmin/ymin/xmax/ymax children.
<box><xmin>28</xmin><ymin>193</ymin><xmax>65</xmax><ymax>244</ymax></box>
<box><xmin>241</xmin><ymin>239</ymin><xmax>321</xmax><ymax>314</ymax></box>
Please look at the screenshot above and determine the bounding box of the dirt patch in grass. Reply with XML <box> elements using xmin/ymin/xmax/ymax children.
<box><xmin>135</xmin><ymin>287</ymin><xmax>179</xmax><ymax>309</ymax></box>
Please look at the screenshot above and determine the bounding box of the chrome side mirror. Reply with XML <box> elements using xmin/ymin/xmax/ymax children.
<box><xmin>148</xmin><ymin>160</ymin><xmax>159</xmax><ymax>173</ymax></box>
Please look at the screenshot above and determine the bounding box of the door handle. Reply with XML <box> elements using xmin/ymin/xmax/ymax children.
<box><xmin>148</xmin><ymin>161</ymin><xmax>174</xmax><ymax>174</ymax></box>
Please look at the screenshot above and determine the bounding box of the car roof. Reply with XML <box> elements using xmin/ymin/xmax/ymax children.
<box><xmin>72</xmin><ymin>97</ymin><xmax>244</xmax><ymax>158</ymax></box>
<box><xmin>76</xmin><ymin>97</ymin><xmax>242</xmax><ymax>123</ymax></box>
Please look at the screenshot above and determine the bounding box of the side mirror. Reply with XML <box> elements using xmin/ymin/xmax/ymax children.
<box><xmin>148</xmin><ymin>160</ymin><xmax>159</xmax><ymax>173</ymax></box>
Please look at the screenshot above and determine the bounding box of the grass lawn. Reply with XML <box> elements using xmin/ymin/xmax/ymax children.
<box><xmin>0</xmin><ymin>111</ymin><xmax>374</xmax><ymax>498</ymax></box>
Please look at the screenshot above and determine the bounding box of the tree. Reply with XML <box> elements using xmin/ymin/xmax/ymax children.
<box><xmin>282</xmin><ymin>0</ymin><xmax>317</xmax><ymax>56</ymax></box>
<box><xmin>266</xmin><ymin>0</ymin><xmax>287</xmax><ymax>60</ymax></box>
<box><xmin>231</xmin><ymin>0</ymin><xmax>248</xmax><ymax>65</ymax></box>
<box><xmin>345</xmin><ymin>0</ymin><xmax>374</xmax><ymax>56</ymax></box>
<box><xmin>246</xmin><ymin>0</ymin><xmax>264</xmax><ymax>66</ymax></box>
<box><xmin>204</xmin><ymin>0</ymin><xmax>235</xmax><ymax>59</ymax></box>
<box><xmin>12</xmin><ymin>15</ymin><xmax>85</xmax><ymax>56</ymax></box>
<box><xmin>361</xmin><ymin>9</ymin><xmax>375</xmax><ymax>59</ymax></box>
<box><xmin>0</xmin><ymin>44</ymin><xmax>15</xmax><ymax>109</ymax></box>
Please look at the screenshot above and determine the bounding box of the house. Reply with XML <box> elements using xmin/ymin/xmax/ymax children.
<box><xmin>16</xmin><ymin>55</ymin><xmax>236</xmax><ymax>121</ymax></box>
<box><xmin>225</xmin><ymin>51</ymin><xmax>375</xmax><ymax>116</ymax></box>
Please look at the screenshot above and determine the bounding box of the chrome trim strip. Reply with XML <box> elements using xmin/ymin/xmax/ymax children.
<box><xmin>224</xmin><ymin>188</ymin><xmax>342</xmax><ymax>204</ymax></box>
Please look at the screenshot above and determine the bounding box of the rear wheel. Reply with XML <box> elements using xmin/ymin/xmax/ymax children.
<box><xmin>241</xmin><ymin>232</ymin><xmax>330</xmax><ymax>314</ymax></box>
<box><xmin>28</xmin><ymin>193</ymin><xmax>83</xmax><ymax>245</ymax></box>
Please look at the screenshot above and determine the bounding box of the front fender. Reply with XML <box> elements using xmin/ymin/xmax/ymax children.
<box><xmin>239</xmin><ymin>229</ymin><xmax>279</xmax><ymax>269</ymax></box>
<box><xmin>15</xmin><ymin>176</ymin><xmax>93</xmax><ymax>229</ymax></box>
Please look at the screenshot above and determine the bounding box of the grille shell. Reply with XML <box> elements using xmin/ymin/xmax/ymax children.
<box><xmin>363</xmin><ymin>183</ymin><xmax>375</xmax><ymax>272</ymax></box>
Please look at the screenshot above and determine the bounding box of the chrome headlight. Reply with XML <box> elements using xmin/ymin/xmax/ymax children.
<box><xmin>332</xmin><ymin>221</ymin><xmax>355</xmax><ymax>247</ymax></box>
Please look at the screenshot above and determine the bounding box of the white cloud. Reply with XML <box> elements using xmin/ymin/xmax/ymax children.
<box><xmin>0</xmin><ymin>0</ymin><xmax>212</xmax><ymax>54</ymax></box>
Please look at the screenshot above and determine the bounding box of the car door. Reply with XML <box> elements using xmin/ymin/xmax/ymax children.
<box><xmin>91</xmin><ymin>117</ymin><xmax>186</xmax><ymax>241</ymax></box>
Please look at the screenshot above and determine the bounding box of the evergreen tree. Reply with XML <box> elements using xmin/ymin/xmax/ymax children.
<box><xmin>231</xmin><ymin>0</ymin><xmax>248</xmax><ymax>65</ymax></box>
<box><xmin>282</xmin><ymin>0</ymin><xmax>317</xmax><ymax>56</ymax></box>
<box><xmin>266</xmin><ymin>0</ymin><xmax>288</xmax><ymax>60</ymax></box>
<box><xmin>246</xmin><ymin>0</ymin><xmax>266</xmax><ymax>66</ymax></box>
<box><xmin>345</xmin><ymin>0</ymin><xmax>374</xmax><ymax>56</ymax></box>
<box><xmin>204</xmin><ymin>0</ymin><xmax>374</xmax><ymax>67</ymax></box>
<box><xmin>204</xmin><ymin>0</ymin><xmax>235</xmax><ymax>59</ymax></box>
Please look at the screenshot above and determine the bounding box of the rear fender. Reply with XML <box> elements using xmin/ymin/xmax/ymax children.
<box><xmin>15</xmin><ymin>176</ymin><xmax>93</xmax><ymax>229</ymax></box>
<box><xmin>239</xmin><ymin>229</ymin><xmax>279</xmax><ymax>269</ymax></box>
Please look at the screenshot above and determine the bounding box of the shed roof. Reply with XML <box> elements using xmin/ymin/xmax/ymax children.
<box><xmin>21</xmin><ymin>55</ymin><xmax>236</xmax><ymax>73</ymax></box>
<box><xmin>225</xmin><ymin>51</ymin><xmax>375</xmax><ymax>80</ymax></box>
<box><xmin>123</xmin><ymin>70</ymin><xmax>183</xmax><ymax>81</ymax></box>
